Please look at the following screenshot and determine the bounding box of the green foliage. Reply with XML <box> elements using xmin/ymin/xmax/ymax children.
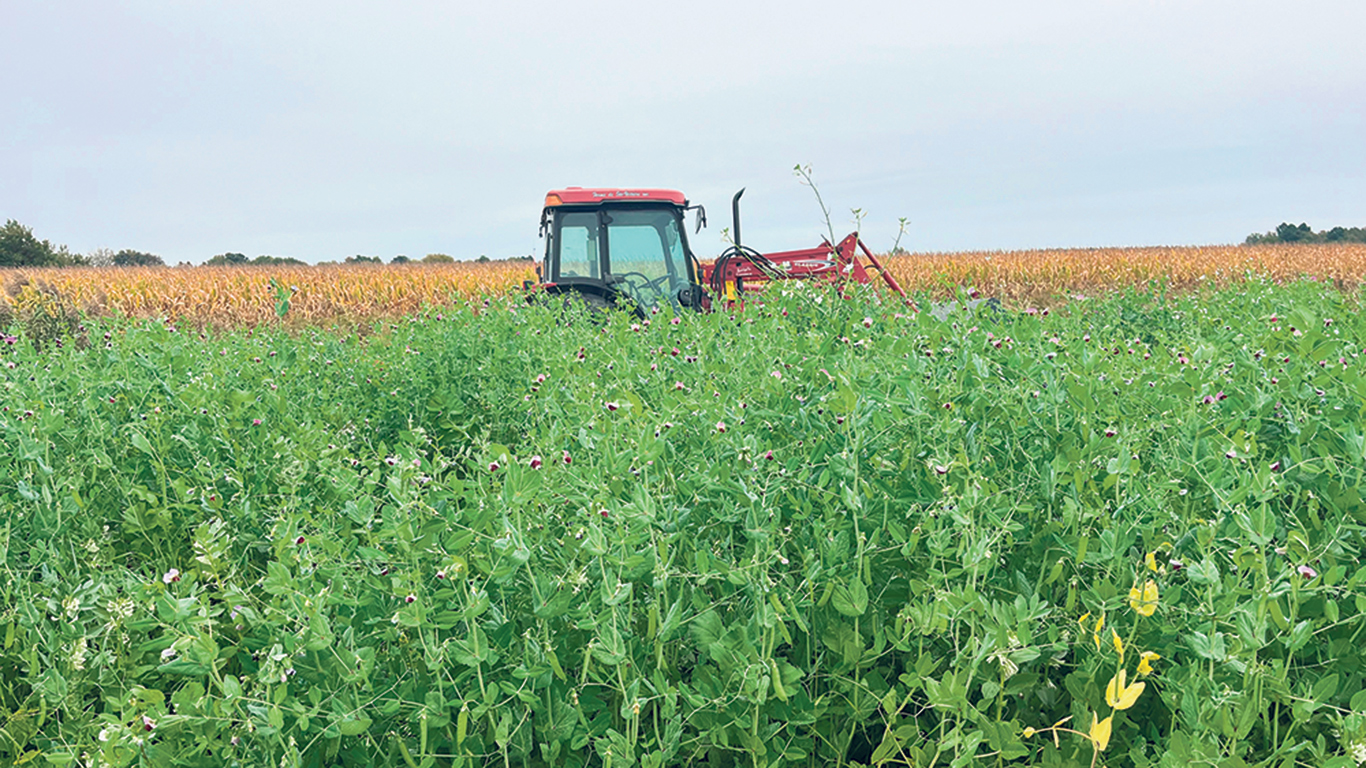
<box><xmin>392</xmin><ymin>255</ymin><xmax>412</xmax><ymax>264</ymax></box>
<box><xmin>1245</xmin><ymin>223</ymin><xmax>1366</xmax><ymax>245</ymax></box>
<box><xmin>423</xmin><ymin>253</ymin><xmax>456</xmax><ymax>264</ymax></box>
<box><xmin>0</xmin><ymin>220</ymin><xmax>87</xmax><ymax>267</ymax></box>
<box><xmin>0</xmin><ymin>281</ymin><xmax>1363</xmax><ymax>767</ymax></box>
<box><xmin>205</xmin><ymin>252</ymin><xmax>250</xmax><ymax>266</ymax></box>
<box><xmin>205</xmin><ymin>253</ymin><xmax>307</xmax><ymax>267</ymax></box>
<box><xmin>112</xmin><ymin>249</ymin><xmax>165</xmax><ymax>267</ymax></box>
<box><xmin>346</xmin><ymin>255</ymin><xmax>383</xmax><ymax>265</ymax></box>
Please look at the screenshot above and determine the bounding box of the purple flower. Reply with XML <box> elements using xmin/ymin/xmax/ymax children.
<box><xmin>529</xmin><ymin>455</ymin><xmax>543</xmax><ymax>469</ymax></box>
<box><xmin>1297</xmin><ymin>565</ymin><xmax>1317</xmax><ymax>580</ymax></box>
<box><xmin>162</xmin><ymin>568</ymin><xmax>181</xmax><ymax>584</ymax></box>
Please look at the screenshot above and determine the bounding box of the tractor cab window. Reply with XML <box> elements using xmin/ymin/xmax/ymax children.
<box><xmin>604</xmin><ymin>208</ymin><xmax>688</xmax><ymax>306</ymax></box>
<box><xmin>555</xmin><ymin>212</ymin><xmax>600</xmax><ymax>279</ymax></box>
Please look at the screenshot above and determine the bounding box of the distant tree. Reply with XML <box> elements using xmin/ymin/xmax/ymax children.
<box><xmin>112</xmin><ymin>249</ymin><xmax>165</xmax><ymax>267</ymax></box>
<box><xmin>251</xmin><ymin>255</ymin><xmax>306</xmax><ymax>266</ymax></box>
<box><xmin>0</xmin><ymin>219</ymin><xmax>87</xmax><ymax>267</ymax></box>
<box><xmin>86</xmin><ymin>247</ymin><xmax>116</xmax><ymax>267</ymax></box>
<box><xmin>422</xmin><ymin>253</ymin><xmax>454</xmax><ymax>264</ymax></box>
<box><xmin>204</xmin><ymin>252</ymin><xmax>249</xmax><ymax>266</ymax></box>
<box><xmin>1276</xmin><ymin>222</ymin><xmax>1314</xmax><ymax>243</ymax></box>
<box><xmin>476</xmin><ymin>255</ymin><xmax>491</xmax><ymax>263</ymax></box>
<box><xmin>345</xmin><ymin>255</ymin><xmax>382</xmax><ymax>264</ymax></box>
<box><xmin>391</xmin><ymin>255</ymin><xmax>411</xmax><ymax>264</ymax></box>
<box><xmin>1245</xmin><ymin>223</ymin><xmax>1366</xmax><ymax>245</ymax></box>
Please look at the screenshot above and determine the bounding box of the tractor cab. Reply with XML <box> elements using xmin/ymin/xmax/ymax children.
<box><xmin>535</xmin><ymin>188</ymin><xmax>708</xmax><ymax>314</ymax></box>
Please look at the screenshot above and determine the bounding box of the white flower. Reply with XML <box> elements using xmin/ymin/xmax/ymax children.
<box><xmin>161</xmin><ymin>647</ymin><xmax>177</xmax><ymax>662</ymax></box>
<box><xmin>69</xmin><ymin>638</ymin><xmax>88</xmax><ymax>670</ymax></box>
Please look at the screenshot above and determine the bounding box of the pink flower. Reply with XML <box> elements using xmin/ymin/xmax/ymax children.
<box><xmin>934</xmin><ymin>465</ymin><xmax>949</xmax><ymax>475</ymax></box>
<box><xmin>604</xmin><ymin>401</ymin><xmax>619</xmax><ymax>411</ymax></box>
<box><xmin>675</xmin><ymin>382</ymin><xmax>685</xmax><ymax>390</ymax></box>
<box><xmin>1297</xmin><ymin>564</ymin><xmax>1318</xmax><ymax>579</ymax></box>
<box><xmin>295</xmin><ymin>536</ymin><xmax>305</xmax><ymax>546</ymax></box>
<box><xmin>142</xmin><ymin>715</ymin><xmax>156</xmax><ymax>731</ymax></box>
<box><xmin>671</xmin><ymin>317</ymin><xmax>681</xmax><ymax>326</ymax></box>
<box><xmin>489</xmin><ymin>461</ymin><xmax>500</xmax><ymax>472</ymax></box>
<box><xmin>562</xmin><ymin>450</ymin><xmax>572</xmax><ymax>465</ymax></box>
<box><xmin>252</xmin><ymin>418</ymin><xmax>262</xmax><ymax>426</ymax></box>
<box><xmin>405</xmin><ymin>594</ymin><xmax>416</xmax><ymax>604</ymax></box>
<box><xmin>529</xmin><ymin>455</ymin><xmax>543</xmax><ymax>469</ymax></box>
<box><xmin>862</xmin><ymin>317</ymin><xmax>873</xmax><ymax>328</ymax></box>
<box><xmin>715</xmin><ymin>421</ymin><xmax>727</xmax><ymax>433</ymax></box>
<box><xmin>162</xmin><ymin>568</ymin><xmax>180</xmax><ymax>584</ymax></box>
<box><xmin>764</xmin><ymin>450</ymin><xmax>774</xmax><ymax>461</ymax></box>
<box><xmin>1104</xmin><ymin>428</ymin><xmax>1117</xmax><ymax>438</ymax></box>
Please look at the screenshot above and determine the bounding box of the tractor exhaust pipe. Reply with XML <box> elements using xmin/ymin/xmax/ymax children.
<box><xmin>732</xmin><ymin>188</ymin><xmax>745</xmax><ymax>249</ymax></box>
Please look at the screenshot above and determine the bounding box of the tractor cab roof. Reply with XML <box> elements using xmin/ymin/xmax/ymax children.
<box><xmin>543</xmin><ymin>187</ymin><xmax>687</xmax><ymax>208</ymax></box>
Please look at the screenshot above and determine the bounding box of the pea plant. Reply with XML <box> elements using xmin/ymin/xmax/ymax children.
<box><xmin>0</xmin><ymin>278</ymin><xmax>1363</xmax><ymax>767</ymax></box>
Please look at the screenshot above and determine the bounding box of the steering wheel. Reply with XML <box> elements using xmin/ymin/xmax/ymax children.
<box><xmin>614</xmin><ymin>272</ymin><xmax>671</xmax><ymax>304</ymax></box>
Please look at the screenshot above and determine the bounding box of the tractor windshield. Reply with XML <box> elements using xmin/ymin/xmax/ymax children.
<box><xmin>603</xmin><ymin>208</ymin><xmax>688</xmax><ymax>306</ymax></box>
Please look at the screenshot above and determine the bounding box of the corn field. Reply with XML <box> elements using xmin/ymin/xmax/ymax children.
<box><xmin>882</xmin><ymin>242</ymin><xmax>1366</xmax><ymax>307</ymax></box>
<box><xmin>3</xmin><ymin>243</ymin><xmax>1364</xmax><ymax>327</ymax></box>
<box><xmin>1</xmin><ymin>261</ymin><xmax>535</xmax><ymax>328</ymax></box>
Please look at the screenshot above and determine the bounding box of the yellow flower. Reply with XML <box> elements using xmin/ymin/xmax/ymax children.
<box><xmin>1111</xmin><ymin>630</ymin><xmax>1124</xmax><ymax>662</ymax></box>
<box><xmin>1105</xmin><ymin>669</ymin><xmax>1146</xmax><ymax>710</ymax></box>
<box><xmin>1145</xmin><ymin>550</ymin><xmax>1158</xmax><ymax>572</ymax></box>
<box><xmin>1128</xmin><ymin>579</ymin><xmax>1159</xmax><ymax>617</ymax></box>
<box><xmin>1022</xmin><ymin>727</ymin><xmax>1036</xmax><ymax>738</ymax></box>
<box><xmin>1089</xmin><ymin>713</ymin><xmax>1113</xmax><ymax>752</ymax></box>
<box><xmin>1137</xmin><ymin>651</ymin><xmax>1161</xmax><ymax>676</ymax></box>
<box><xmin>1092</xmin><ymin>613</ymin><xmax>1105</xmax><ymax>650</ymax></box>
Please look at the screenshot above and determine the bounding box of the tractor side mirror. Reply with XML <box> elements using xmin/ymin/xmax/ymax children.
<box><xmin>688</xmin><ymin>205</ymin><xmax>707</xmax><ymax>234</ymax></box>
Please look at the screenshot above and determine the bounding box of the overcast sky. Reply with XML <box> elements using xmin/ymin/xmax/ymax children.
<box><xmin>3</xmin><ymin>1</ymin><xmax>1363</xmax><ymax>263</ymax></box>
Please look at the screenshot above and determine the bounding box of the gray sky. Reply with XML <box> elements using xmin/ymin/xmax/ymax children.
<box><xmin>4</xmin><ymin>1</ymin><xmax>1363</xmax><ymax>263</ymax></box>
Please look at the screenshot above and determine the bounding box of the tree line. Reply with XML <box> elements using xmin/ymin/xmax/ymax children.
<box><xmin>1245</xmin><ymin>223</ymin><xmax>1366</xmax><ymax>245</ymax></box>
<box><xmin>2</xmin><ymin>219</ymin><xmax>529</xmax><ymax>268</ymax></box>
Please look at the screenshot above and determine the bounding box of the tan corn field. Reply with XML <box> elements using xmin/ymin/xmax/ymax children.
<box><xmin>880</xmin><ymin>242</ymin><xmax>1366</xmax><ymax>307</ymax></box>
<box><xmin>2</xmin><ymin>261</ymin><xmax>535</xmax><ymax>328</ymax></box>
<box><xmin>3</xmin><ymin>243</ymin><xmax>1364</xmax><ymax>327</ymax></box>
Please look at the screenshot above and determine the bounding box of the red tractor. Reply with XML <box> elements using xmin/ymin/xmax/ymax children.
<box><xmin>526</xmin><ymin>187</ymin><xmax>905</xmax><ymax>315</ymax></box>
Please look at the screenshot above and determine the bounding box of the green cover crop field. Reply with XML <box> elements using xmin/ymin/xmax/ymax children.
<box><xmin>1</xmin><ymin>281</ymin><xmax>1364</xmax><ymax>767</ymax></box>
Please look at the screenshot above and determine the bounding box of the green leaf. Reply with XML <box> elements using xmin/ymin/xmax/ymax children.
<box><xmin>336</xmin><ymin>714</ymin><xmax>373</xmax><ymax>736</ymax></box>
<box><xmin>831</xmin><ymin>579</ymin><xmax>868</xmax><ymax>617</ymax></box>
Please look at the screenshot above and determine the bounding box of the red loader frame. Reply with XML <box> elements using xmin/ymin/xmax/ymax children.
<box><xmin>700</xmin><ymin>189</ymin><xmax>906</xmax><ymax>305</ymax></box>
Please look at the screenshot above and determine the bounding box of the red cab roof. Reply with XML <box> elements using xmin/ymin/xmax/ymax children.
<box><xmin>544</xmin><ymin>187</ymin><xmax>687</xmax><ymax>207</ymax></box>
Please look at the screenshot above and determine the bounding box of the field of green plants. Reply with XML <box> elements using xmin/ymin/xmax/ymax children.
<box><xmin>1</xmin><ymin>280</ymin><xmax>1364</xmax><ymax>768</ymax></box>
